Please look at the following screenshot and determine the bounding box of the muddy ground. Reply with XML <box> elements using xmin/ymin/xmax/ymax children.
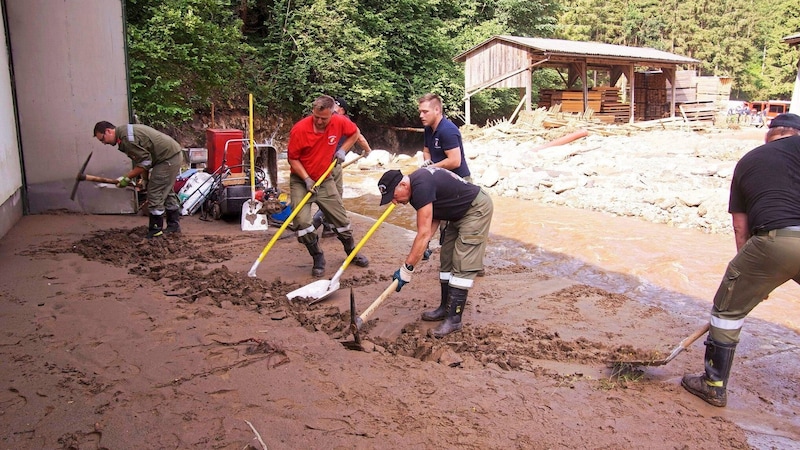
<box><xmin>1</xmin><ymin>127</ymin><xmax>799</xmax><ymax>449</ymax></box>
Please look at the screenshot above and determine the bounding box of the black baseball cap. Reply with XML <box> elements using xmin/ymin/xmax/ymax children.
<box><xmin>378</xmin><ymin>170</ymin><xmax>403</xmax><ymax>205</ymax></box>
<box><xmin>769</xmin><ymin>113</ymin><xmax>800</xmax><ymax>130</ymax></box>
<box><xmin>334</xmin><ymin>97</ymin><xmax>348</xmax><ymax>111</ymax></box>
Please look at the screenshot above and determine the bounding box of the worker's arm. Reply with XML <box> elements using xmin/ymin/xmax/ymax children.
<box><xmin>731</xmin><ymin>212</ymin><xmax>749</xmax><ymax>251</ymax></box>
<box><xmin>338</xmin><ymin>127</ymin><xmax>361</xmax><ymax>153</ymax></box>
<box><xmin>407</xmin><ymin>203</ymin><xmax>435</xmax><ymax>267</ymax></box>
<box><xmin>356</xmin><ymin>133</ymin><xmax>372</xmax><ymax>155</ymax></box>
<box><xmin>393</xmin><ymin>203</ymin><xmax>435</xmax><ymax>292</ymax></box>
<box><xmin>430</xmin><ymin>147</ymin><xmax>461</xmax><ymax>171</ymax></box>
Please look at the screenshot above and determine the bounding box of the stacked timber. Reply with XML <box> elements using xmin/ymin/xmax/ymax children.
<box><xmin>634</xmin><ymin>72</ymin><xmax>668</xmax><ymax>121</ymax></box>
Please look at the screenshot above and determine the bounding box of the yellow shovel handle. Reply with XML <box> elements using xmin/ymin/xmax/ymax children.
<box><xmin>247</xmin><ymin>160</ymin><xmax>337</xmax><ymax>277</ymax></box>
<box><xmin>337</xmin><ymin>203</ymin><xmax>396</xmax><ymax>275</ymax></box>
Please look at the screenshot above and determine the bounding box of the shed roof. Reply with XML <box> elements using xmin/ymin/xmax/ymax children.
<box><xmin>783</xmin><ymin>32</ymin><xmax>800</xmax><ymax>46</ymax></box>
<box><xmin>454</xmin><ymin>35</ymin><xmax>700</xmax><ymax>66</ymax></box>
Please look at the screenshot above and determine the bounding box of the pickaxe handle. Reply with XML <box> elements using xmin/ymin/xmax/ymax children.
<box><xmin>354</xmin><ymin>279</ymin><xmax>399</xmax><ymax>330</ymax></box>
<box><xmin>79</xmin><ymin>174</ymin><xmax>120</xmax><ymax>185</ymax></box>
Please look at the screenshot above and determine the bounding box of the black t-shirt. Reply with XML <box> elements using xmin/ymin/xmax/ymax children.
<box><xmin>409</xmin><ymin>168</ymin><xmax>480</xmax><ymax>221</ymax></box>
<box><xmin>729</xmin><ymin>135</ymin><xmax>800</xmax><ymax>233</ymax></box>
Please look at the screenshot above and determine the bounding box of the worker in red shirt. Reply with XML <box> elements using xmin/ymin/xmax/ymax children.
<box><xmin>287</xmin><ymin>95</ymin><xmax>369</xmax><ymax>277</ymax></box>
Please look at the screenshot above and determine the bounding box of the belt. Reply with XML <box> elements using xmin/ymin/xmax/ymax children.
<box><xmin>754</xmin><ymin>226</ymin><xmax>800</xmax><ymax>237</ymax></box>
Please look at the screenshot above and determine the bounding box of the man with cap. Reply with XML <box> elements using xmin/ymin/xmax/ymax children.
<box><xmin>378</xmin><ymin>167</ymin><xmax>493</xmax><ymax>338</ymax></box>
<box><xmin>287</xmin><ymin>95</ymin><xmax>369</xmax><ymax>277</ymax></box>
<box><xmin>682</xmin><ymin>113</ymin><xmax>800</xmax><ymax>407</ymax></box>
<box><xmin>313</xmin><ymin>96</ymin><xmax>373</xmax><ymax>237</ymax></box>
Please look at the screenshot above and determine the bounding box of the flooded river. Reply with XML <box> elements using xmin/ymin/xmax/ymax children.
<box><xmin>342</xmin><ymin>167</ymin><xmax>800</xmax><ymax>334</ymax></box>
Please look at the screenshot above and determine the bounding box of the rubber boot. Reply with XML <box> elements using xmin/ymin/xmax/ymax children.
<box><xmin>147</xmin><ymin>214</ymin><xmax>164</xmax><ymax>238</ymax></box>
<box><xmin>312</xmin><ymin>210</ymin><xmax>323</xmax><ymax>231</ymax></box>
<box><xmin>430</xmin><ymin>287</ymin><xmax>467</xmax><ymax>338</ymax></box>
<box><xmin>422</xmin><ymin>282</ymin><xmax>449</xmax><ymax>321</ymax></box>
<box><xmin>165</xmin><ymin>209</ymin><xmax>181</xmax><ymax>234</ymax></box>
<box><xmin>681</xmin><ymin>338</ymin><xmax>737</xmax><ymax>407</ymax></box>
<box><xmin>340</xmin><ymin>236</ymin><xmax>369</xmax><ymax>267</ymax></box>
<box><xmin>305</xmin><ymin>237</ymin><xmax>326</xmax><ymax>277</ymax></box>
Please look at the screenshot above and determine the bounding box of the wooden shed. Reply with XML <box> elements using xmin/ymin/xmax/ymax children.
<box><xmin>784</xmin><ymin>32</ymin><xmax>800</xmax><ymax>115</ymax></box>
<box><xmin>453</xmin><ymin>35</ymin><xmax>700</xmax><ymax>124</ymax></box>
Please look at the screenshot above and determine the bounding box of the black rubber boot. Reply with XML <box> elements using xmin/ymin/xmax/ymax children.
<box><xmin>147</xmin><ymin>214</ymin><xmax>164</xmax><ymax>238</ymax></box>
<box><xmin>340</xmin><ymin>236</ymin><xmax>369</xmax><ymax>267</ymax></box>
<box><xmin>422</xmin><ymin>282</ymin><xmax>449</xmax><ymax>321</ymax></box>
<box><xmin>430</xmin><ymin>287</ymin><xmax>467</xmax><ymax>338</ymax></box>
<box><xmin>305</xmin><ymin>237</ymin><xmax>326</xmax><ymax>277</ymax></box>
<box><xmin>165</xmin><ymin>209</ymin><xmax>181</xmax><ymax>234</ymax></box>
<box><xmin>312</xmin><ymin>210</ymin><xmax>323</xmax><ymax>231</ymax></box>
<box><xmin>681</xmin><ymin>338</ymin><xmax>737</xmax><ymax>407</ymax></box>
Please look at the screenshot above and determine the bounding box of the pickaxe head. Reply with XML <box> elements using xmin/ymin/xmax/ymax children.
<box><xmin>70</xmin><ymin>152</ymin><xmax>93</xmax><ymax>201</ymax></box>
<box><xmin>342</xmin><ymin>287</ymin><xmax>364</xmax><ymax>351</ymax></box>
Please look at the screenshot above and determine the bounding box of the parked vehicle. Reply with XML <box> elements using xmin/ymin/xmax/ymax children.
<box><xmin>749</xmin><ymin>100</ymin><xmax>791</xmax><ymax>125</ymax></box>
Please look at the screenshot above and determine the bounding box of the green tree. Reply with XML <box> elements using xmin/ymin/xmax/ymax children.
<box><xmin>126</xmin><ymin>0</ymin><xmax>254</xmax><ymax>125</ymax></box>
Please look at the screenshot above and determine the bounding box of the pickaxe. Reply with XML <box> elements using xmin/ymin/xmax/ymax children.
<box><xmin>70</xmin><ymin>152</ymin><xmax>121</xmax><ymax>200</ymax></box>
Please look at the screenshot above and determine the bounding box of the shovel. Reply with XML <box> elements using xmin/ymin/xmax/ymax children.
<box><xmin>342</xmin><ymin>280</ymin><xmax>399</xmax><ymax>351</ymax></box>
<box><xmin>286</xmin><ymin>203</ymin><xmax>396</xmax><ymax>304</ymax></box>
<box><xmin>247</xmin><ymin>160</ymin><xmax>337</xmax><ymax>278</ymax></box>
<box><xmin>609</xmin><ymin>322</ymin><xmax>710</xmax><ymax>368</ymax></box>
<box><xmin>241</xmin><ymin>93</ymin><xmax>269</xmax><ymax>231</ymax></box>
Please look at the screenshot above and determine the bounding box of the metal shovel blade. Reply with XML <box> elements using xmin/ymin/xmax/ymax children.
<box><xmin>241</xmin><ymin>199</ymin><xmax>269</xmax><ymax>231</ymax></box>
<box><xmin>286</xmin><ymin>279</ymin><xmax>340</xmax><ymax>303</ymax></box>
<box><xmin>609</xmin><ymin>322</ymin><xmax>710</xmax><ymax>368</ymax></box>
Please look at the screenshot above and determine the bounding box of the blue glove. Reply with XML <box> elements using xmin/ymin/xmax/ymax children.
<box><xmin>335</xmin><ymin>149</ymin><xmax>346</xmax><ymax>164</ymax></box>
<box><xmin>392</xmin><ymin>263</ymin><xmax>414</xmax><ymax>292</ymax></box>
<box><xmin>304</xmin><ymin>177</ymin><xmax>316</xmax><ymax>193</ymax></box>
<box><xmin>422</xmin><ymin>248</ymin><xmax>432</xmax><ymax>261</ymax></box>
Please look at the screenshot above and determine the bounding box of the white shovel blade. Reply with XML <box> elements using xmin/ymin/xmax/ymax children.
<box><xmin>287</xmin><ymin>279</ymin><xmax>340</xmax><ymax>302</ymax></box>
<box><xmin>241</xmin><ymin>199</ymin><xmax>269</xmax><ymax>231</ymax></box>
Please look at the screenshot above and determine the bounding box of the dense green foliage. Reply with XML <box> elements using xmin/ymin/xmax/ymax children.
<box><xmin>125</xmin><ymin>0</ymin><xmax>798</xmax><ymax>127</ymax></box>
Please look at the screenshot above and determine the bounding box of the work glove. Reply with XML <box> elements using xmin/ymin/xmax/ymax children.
<box><xmin>421</xmin><ymin>159</ymin><xmax>433</xmax><ymax>168</ymax></box>
<box><xmin>392</xmin><ymin>263</ymin><xmax>414</xmax><ymax>292</ymax></box>
<box><xmin>116</xmin><ymin>176</ymin><xmax>131</xmax><ymax>188</ymax></box>
<box><xmin>334</xmin><ymin>149</ymin><xmax>346</xmax><ymax>164</ymax></box>
<box><xmin>304</xmin><ymin>177</ymin><xmax>317</xmax><ymax>193</ymax></box>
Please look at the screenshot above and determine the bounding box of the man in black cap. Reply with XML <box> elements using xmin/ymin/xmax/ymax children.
<box><xmin>378</xmin><ymin>167</ymin><xmax>493</xmax><ymax>338</ymax></box>
<box><xmin>682</xmin><ymin>113</ymin><xmax>800</xmax><ymax>407</ymax></box>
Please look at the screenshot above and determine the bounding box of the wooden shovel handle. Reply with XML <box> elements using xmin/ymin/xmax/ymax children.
<box><xmin>679</xmin><ymin>322</ymin><xmax>711</xmax><ymax>350</ymax></box>
<box><xmin>341</xmin><ymin>153</ymin><xmax>365</xmax><ymax>169</ymax></box>
<box><xmin>359</xmin><ymin>279</ymin><xmax>399</xmax><ymax>323</ymax></box>
<box><xmin>80</xmin><ymin>174</ymin><xmax>120</xmax><ymax>184</ymax></box>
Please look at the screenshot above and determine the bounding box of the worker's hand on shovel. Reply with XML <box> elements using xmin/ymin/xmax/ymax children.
<box><xmin>304</xmin><ymin>177</ymin><xmax>317</xmax><ymax>193</ymax></box>
<box><xmin>334</xmin><ymin>149</ymin><xmax>346</xmax><ymax>164</ymax></box>
<box><xmin>116</xmin><ymin>176</ymin><xmax>131</xmax><ymax>188</ymax></box>
<box><xmin>392</xmin><ymin>263</ymin><xmax>414</xmax><ymax>292</ymax></box>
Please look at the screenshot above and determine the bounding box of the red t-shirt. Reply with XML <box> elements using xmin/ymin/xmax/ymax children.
<box><xmin>288</xmin><ymin>114</ymin><xmax>357</xmax><ymax>181</ymax></box>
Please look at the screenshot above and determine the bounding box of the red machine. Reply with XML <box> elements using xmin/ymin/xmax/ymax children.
<box><xmin>206</xmin><ymin>128</ymin><xmax>244</xmax><ymax>173</ymax></box>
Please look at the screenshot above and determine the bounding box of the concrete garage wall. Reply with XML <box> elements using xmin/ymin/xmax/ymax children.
<box><xmin>0</xmin><ymin>4</ymin><xmax>23</xmax><ymax>239</ymax></box>
<box><xmin>5</xmin><ymin>0</ymin><xmax>134</xmax><ymax>214</ymax></box>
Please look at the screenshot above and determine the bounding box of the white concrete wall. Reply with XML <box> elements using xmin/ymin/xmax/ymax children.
<box><xmin>5</xmin><ymin>0</ymin><xmax>133</xmax><ymax>214</ymax></box>
<box><xmin>0</xmin><ymin>3</ymin><xmax>23</xmax><ymax>238</ymax></box>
